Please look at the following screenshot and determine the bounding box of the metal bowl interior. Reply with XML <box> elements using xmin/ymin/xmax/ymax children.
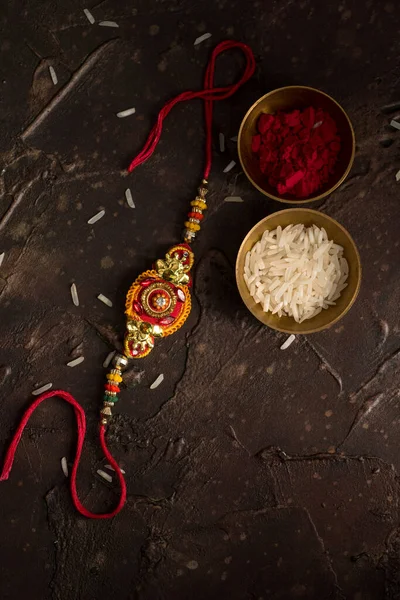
<box><xmin>236</xmin><ymin>208</ymin><xmax>361</xmax><ymax>334</ymax></box>
<box><xmin>238</xmin><ymin>86</ymin><xmax>355</xmax><ymax>204</ymax></box>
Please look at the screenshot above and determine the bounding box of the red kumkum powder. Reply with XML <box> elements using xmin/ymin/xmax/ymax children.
<box><xmin>251</xmin><ymin>106</ymin><xmax>341</xmax><ymax>198</ymax></box>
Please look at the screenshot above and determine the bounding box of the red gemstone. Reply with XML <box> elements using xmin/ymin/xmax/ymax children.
<box><xmin>159</xmin><ymin>316</ymin><xmax>175</xmax><ymax>326</ymax></box>
<box><xmin>141</xmin><ymin>278</ymin><xmax>154</xmax><ymax>287</ymax></box>
<box><xmin>133</xmin><ymin>301</ymin><xmax>143</xmax><ymax>315</ymax></box>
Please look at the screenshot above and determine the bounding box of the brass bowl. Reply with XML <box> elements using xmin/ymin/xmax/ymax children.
<box><xmin>236</xmin><ymin>208</ymin><xmax>361</xmax><ymax>334</ymax></box>
<box><xmin>238</xmin><ymin>86</ymin><xmax>356</xmax><ymax>204</ymax></box>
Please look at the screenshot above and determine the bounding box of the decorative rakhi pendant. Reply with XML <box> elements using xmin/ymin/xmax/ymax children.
<box><xmin>124</xmin><ymin>243</ymin><xmax>194</xmax><ymax>358</ymax></box>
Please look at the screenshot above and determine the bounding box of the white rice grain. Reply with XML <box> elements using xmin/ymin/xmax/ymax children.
<box><xmin>390</xmin><ymin>119</ymin><xmax>400</xmax><ymax>131</ymax></box>
<box><xmin>117</xmin><ymin>107</ymin><xmax>136</xmax><ymax>118</ymax></box>
<box><xmin>219</xmin><ymin>133</ymin><xmax>225</xmax><ymax>153</ymax></box>
<box><xmin>67</xmin><ymin>356</ymin><xmax>85</xmax><ymax>367</ymax></box>
<box><xmin>61</xmin><ymin>457</ymin><xmax>69</xmax><ymax>477</ymax></box>
<box><xmin>230</xmin><ymin>135</ymin><xmax>238</xmax><ymax>142</ymax></box>
<box><xmin>223</xmin><ymin>160</ymin><xmax>236</xmax><ymax>173</ymax></box>
<box><xmin>103</xmin><ymin>350</ymin><xmax>116</xmax><ymax>368</ymax></box>
<box><xmin>88</xmin><ymin>210</ymin><xmax>105</xmax><ymax>224</ymax></box>
<box><xmin>99</xmin><ymin>20</ymin><xmax>119</xmax><ymax>27</ymax></box>
<box><xmin>32</xmin><ymin>383</ymin><xmax>53</xmax><ymax>396</ymax></box>
<box><xmin>396</xmin><ymin>169</ymin><xmax>400</xmax><ymax>182</ymax></box>
<box><xmin>104</xmin><ymin>464</ymin><xmax>126</xmax><ymax>474</ymax></box>
<box><xmin>70</xmin><ymin>283</ymin><xmax>79</xmax><ymax>306</ymax></box>
<box><xmin>0</xmin><ymin>252</ymin><xmax>4</xmax><ymax>267</ymax></box>
<box><xmin>97</xmin><ymin>469</ymin><xmax>113</xmax><ymax>483</ymax></box>
<box><xmin>150</xmin><ymin>373</ymin><xmax>164</xmax><ymax>389</ymax></box>
<box><xmin>224</xmin><ymin>196</ymin><xmax>244</xmax><ymax>203</ymax></box>
<box><xmin>83</xmin><ymin>8</ymin><xmax>95</xmax><ymax>24</ymax></box>
<box><xmin>97</xmin><ymin>293</ymin><xmax>113</xmax><ymax>307</ymax></box>
<box><xmin>49</xmin><ymin>66</ymin><xmax>58</xmax><ymax>85</ymax></box>
<box><xmin>125</xmin><ymin>188</ymin><xmax>135</xmax><ymax>208</ymax></box>
<box><xmin>194</xmin><ymin>33</ymin><xmax>212</xmax><ymax>46</ymax></box>
<box><xmin>280</xmin><ymin>334</ymin><xmax>296</xmax><ymax>350</ymax></box>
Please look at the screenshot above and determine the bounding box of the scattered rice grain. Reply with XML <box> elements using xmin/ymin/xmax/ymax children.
<box><xmin>99</xmin><ymin>20</ymin><xmax>119</xmax><ymax>27</ymax></box>
<box><xmin>70</xmin><ymin>283</ymin><xmax>79</xmax><ymax>306</ymax></box>
<box><xmin>150</xmin><ymin>373</ymin><xmax>164</xmax><ymax>389</ymax></box>
<box><xmin>83</xmin><ymin>8</ymin><xmax>95</xmax><ymax>24</ymax></box>
<box><xmin>230</xmin><ymin>135</ymin><xmax>238</xmax><ymax>142</ymax></box>
<box><xmin>117</xmin><ymin>107</ymin><xmax>136</xmax><ymax>118</ymax></box>
<box><xmin>223</xmin><ymin>160</ymin><xmax>236</xmax><ymax>173</ymax></box>
<box><xmin>67</xmin><ymin>356</ymin><xmax>85</xmax><ymax>367</ymax></box>
<box><xmin>125</xmin><ymin>188</ymin><xmax>135</xmax><ymax>208</ymax></box>
<box><xmin>103</xmin><ymin>350</ymin><xmax>116</xmax><ymax>368</ymax></box>
<box><xmin>396</xmin><ymin>169</ymin><xmax>400</xmax><ymax>182</ymax></box>
<box><xmin>88</xmin><ymin>210</ymin><xmax>105</xmax><ymax>224</ymax></box>
<box><xmin>224</xmin><ymin>196</ymin><xmax>244</xmax><ymax>203</ymax></box>
<box><xmin>97</xmin><ymin>469</ymin><xmax>113</xmax><ymax>483</ymax></box>
<box><xmin>104</xmin><ymin>464</ymin><xmax>126</xmax><ymax>474</ymax></box>
<box><xmin>49</xmin><ymin>66</ymin><xmax>58</xmax><ymax>85</ymax></box>
<box><xmin>194</xmin><ymin>32</ymin><xmax>212</xmax><ymax>46</ymax></box>
<box><xmin>390</xmin><ymin>119</ymin><xmax>400</xmax><ymax>131</ymax></box>
<box><xmin>0</xmin><ymin>252</ymin><xmax>4</xmax><ymax>267</ymax></box>
<box><xmin>32</xmin><ymin>383</ymin><xmax>53</xmax><ymax>395</ymax></box>
<box><xmin>219</xmin><ymin>132</ymin><xmax>225</xmax><ymax>153</ymax></box>
<box><xmin>280</xmin><ymin>334</ymin><xmax>296</xmax><ymax>350</ymax></box>
<box><xmin>97</xmin><ymin>293</ymin><xmax>113</xmax><ymax>307</ymax></box>
<box><xmin>61</xmin><ymin>457</ymin><xmax>69</xmax><ymax>477</ymax></box>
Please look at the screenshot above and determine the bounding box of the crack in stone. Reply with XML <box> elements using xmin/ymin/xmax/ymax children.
<box><xmin>21</xmin><ymin>39</ymin><xmax>120</xmax><ymax>142</ymax></box>
<box><xmin>303</xmin><ymin>338</ymin><xmax>343</xmax><ymax>393</ymax></box>
<box><xmin>302</xmin><ymin>507</ymin><xmax>346</xmax><ymax>600</ymax></box>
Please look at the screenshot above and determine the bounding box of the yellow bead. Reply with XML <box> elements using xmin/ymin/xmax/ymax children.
<box><xmin>191</xmin><ymin>200</ymin><xmax>207</xmax><ymax>211</ymax></box>
<box><xmin>114</xmin><ymin>374</ymin><xmax>122</xmax><ymax>383</ymax></box>
<box><xmin>107</xmin><ymin>373</ymin><xmax>115</xmax><ymax>381</ymax></box>
<box><xmin>184</xmin><ymin>221</ymin><xmax>200</xmax><ymax>232</ymax></box>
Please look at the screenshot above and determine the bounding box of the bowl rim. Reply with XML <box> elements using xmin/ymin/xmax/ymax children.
<box><xmin>235</xmin><ymin>208</ymin><xmax>362</xmax><ymax>334</ymax></box>
<box><xmin>238</xmin><ymin>85</ymin><xmax>356</xmax><ymax>204</ymax></box>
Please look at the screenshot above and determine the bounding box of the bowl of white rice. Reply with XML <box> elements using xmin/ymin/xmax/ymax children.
<box><xmin>236</xmin><ymin>208</ymin><xmax>361</xmax><ymax>334</ymax></box>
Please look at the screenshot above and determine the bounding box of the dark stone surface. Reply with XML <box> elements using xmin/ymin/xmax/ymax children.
<box><xmin>1</xmin><ymin>0</ymin><xmax>400</xmax><ymax>598</ymax></box>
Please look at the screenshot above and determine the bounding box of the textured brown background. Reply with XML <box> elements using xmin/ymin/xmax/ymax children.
<box><xmin>1</xmin><ymin>1</ymin><xmax>400</xmax><ymax>599</ymax></box>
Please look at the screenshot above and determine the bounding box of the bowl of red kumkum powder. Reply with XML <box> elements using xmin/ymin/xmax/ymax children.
<box><xmin>238</xmin><ymin>86</ymin><xmax>355</xmax><ymax>203</ymax></box>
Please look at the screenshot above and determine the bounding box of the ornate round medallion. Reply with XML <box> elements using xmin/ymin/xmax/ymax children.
<box><xmin>141</xmin><ymin>281</ymin><xmax>177</xmax><ymax>318</ymax></box>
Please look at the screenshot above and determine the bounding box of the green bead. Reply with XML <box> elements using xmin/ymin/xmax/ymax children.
<box><xmin>103</xmin><ymin>394</ymin><xmax>118</xmax><ymax>403</ymax></box>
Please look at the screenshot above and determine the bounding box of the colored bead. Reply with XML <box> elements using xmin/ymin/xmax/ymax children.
<box><xmin>106</xmin><ymin>373</ymin><xmax>122</xmax><ymax>383</ymax></box>
<box><xmin>188</xmin><ymin>211</ymin><xmax>204</xmax><ymax>221</ymax></box>
<box><xmin>191</xmin><ymin>199</ymin><xmax>207</xmax><ymax>211</ymax></box>
<box><xmin>103</xmin><ymin>394</ymin><xmax>118</xmax><ymax>403</ymax></box>
<box><xmin>184</xmin><ymin>221</ymin><xmax>201</xmax><ymax>232</ymax></box>
<box><xmin>105</xmin><ymin>383</ymin><xmax>120</xmax><ymax>393</ymax></box>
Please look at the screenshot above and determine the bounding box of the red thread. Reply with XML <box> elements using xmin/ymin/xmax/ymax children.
<box><xmin>0</xmin><ymin>390</ymin><xmax>126</xmax><ymax>519</ymax></box>
<box><xmin>128</xmin><ymin>40</ymin><xmax>256</xmax><ymax>179</ymax></box>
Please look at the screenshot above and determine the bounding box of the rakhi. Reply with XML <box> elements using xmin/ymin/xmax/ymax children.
<box><xmin>0</xmin><ymin>40</ymin><xmax>255</xmax><ymax>519</ymax></box>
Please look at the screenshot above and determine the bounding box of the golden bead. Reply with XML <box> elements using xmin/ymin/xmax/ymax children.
<box><xmin>101</xmin><ymin>418</ymin><xmax>108</xmax><ymax>426</ymax></box>
<box><xmin>184</xmin><ymin>221</ymin><xmax>200</xmax><ymax>232</ymax></box>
